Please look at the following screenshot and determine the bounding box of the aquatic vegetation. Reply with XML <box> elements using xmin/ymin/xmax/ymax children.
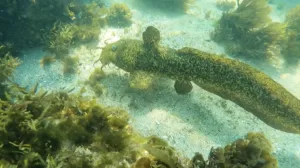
<box><xmin>89</xmin><ymin>68</ymin><xmax>106</xmax><ymax>84</ymax></box>
<box><xmin>99</xmin><ymin>26</ymin><xmax>300</xmax><ymax>134</ymax></box>
<box><xmin>26</xmin><ymin>0</ymin><xmax>80</xmax><ymax>21</ymax></box>
<box><xmin>39</xmin><ymin>55</ymin><xmax>56</xmax><ymax>68</ymax></box>
<box><xmin>87</xmin><ymin>68</ymin><xmax>106</xmax><ymax>96</ymax></box>
<box><xmin>191</xmin><ymin>153</ymin><xmax>206</xmax><ymax>168</ymax></box>
<box><xmin>62</xmin><ymin>56</ymin><xmax>79</xmax><ymax>74</ymax></box>
<box><xmin>206</xmin><ymin>132</ymin><xmax>278</xmax><ymax>168</ymax></box>
<box><xmin>0</xmin><ymin>43</ymin><xmax>17</xmax><ymax>58</ymax></box>
<box><xmin>142</xmin><ymin>136</ymin><xmax>189</xmax><ymax>168</ymax></box>
<box><xmin>216</xmin><ymin>0</ymin><xmax>236</xmax><ymax>11</ymax></box>
<box><xmin>46</xmin><ymin>23</ymin><xmax>77</xmax><ymax>59</ymax></box>
<box><xmin>134</xmin><ymin>157</ymin><xmax>152</xmax><ymax>168</ymax></box>
<box><xmin>76</xmin><ymin>2</ymin><xmax>108</xmax><ymax>27</ymax></box>
<box><xmin>107</xmin><ymin>3</ymin><xmax>133</xmax><ymax>27</ymax></box>
<box><xmin>47</xmin><ymin>23</ymin><xmax>100</xmax><ymax>59</ymax></box>
<box><xmin>1</xmin><ymin>1</ymin><xmax>104</xmax><ymax>54</ymax></box>
<box><xmin>140</xmin><ymin>132</ymin><xmax>278</xmax><ymax>168</ymax></box>
<box><xmin>0</xmin><ymin>54</ymin><xmax>20</xmax><ymax>99</ymax></box>
<box><xmin>72</xmin><ymin>2</ymin><xmax>107</xmax><ymax>42</ymax></box>
<box><xmin>92</xmin><ymin>83</ymin><xmax>105</xmax><ymax>96</ymax></box>
<box><xmin>212</xmin><ymin>0</ymin><xmax>285</xmax><ymax>62</ymax></box>
<box><xmin>46</xmin><ymin>2</ymin><xmax>107</xmax><ymax>58</ymax></box>
<box><xmin>0</xmin><ymin>82</ymin><xmax>146</xmax><ymax>167</ymax></box>
<box><xmin>0</xmin><ymin>81</ymin><xmax>200</xmax><ymax>167</ymax></box>
<box><xmin>282</xmin><ymin>5</ymin><xmax>300</xmax><ymax>66</ymax></box>
<box><xmin>0</xmin><ymin>0</ymin><xmax>84</xmax><ymax>50</ymax></box>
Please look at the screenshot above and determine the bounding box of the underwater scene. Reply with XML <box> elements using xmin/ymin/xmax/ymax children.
<box><xmin>1</xmin><ymin>0</ymin><xmax>300</xmax><ymax>167</ymax></box>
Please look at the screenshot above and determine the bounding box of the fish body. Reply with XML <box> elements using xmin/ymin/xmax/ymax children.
<box><xmin>100</xmin><ymin>37</ymin><xmax>300</xmax><ymax>134</ymax></box>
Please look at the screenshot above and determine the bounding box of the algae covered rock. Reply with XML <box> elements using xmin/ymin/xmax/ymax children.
<box><xmin>142</xmin><ymin>136</ymin><xmax>188</xmax><ymax>168</ymax></box>
<box><xmin>206</xmin><ymin>132</ymin><xmax>278</xmax><ymax>168</ymax></box>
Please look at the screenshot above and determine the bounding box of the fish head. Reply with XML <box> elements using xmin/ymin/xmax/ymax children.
<box><xmin>100</xmin><ymin>39</ymin><xmax>143</xmax><ymax>71</ymax></box>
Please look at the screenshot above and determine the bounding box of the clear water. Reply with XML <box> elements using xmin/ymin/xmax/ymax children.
<box><xmin>1</xmin><ymin>0</ymin><xmax>300</xmax><ymax>167</ymax></box>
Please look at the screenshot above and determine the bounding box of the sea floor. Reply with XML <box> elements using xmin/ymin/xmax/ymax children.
<box><xmin>13</xmin><ymin>0</ymin><xmax>300</xmax><ymax>167</ymax></box>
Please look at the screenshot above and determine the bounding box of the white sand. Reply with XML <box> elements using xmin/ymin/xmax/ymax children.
<box><xmin>13</xmin><ymin>0</ymin><xmax>300</xmax><ymax>167</ymax></box>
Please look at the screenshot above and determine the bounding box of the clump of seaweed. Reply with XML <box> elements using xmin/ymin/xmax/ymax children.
<box><xmin>0</xmin><ymin>0</ymin><xmax>86</xmax><ymax>50</ymax></box>
<box><xmin>141</xmin><ymin>132</ymin><xmax>278</xmax><ymax>168</ymax></box>
<box><xmin>212</xmin><ymin>0</ymin><xmax>285</xmax><ymax>62</ymax></box>
<box><xmin>62</xmin><ymin>56</ymin><xmax>79</xmax><ymax>74</ymax></box>
<box><xmin>216</xmin><ymin>0</ymin><xmax>236</xmax><ymax>11</ymax></box>
<box><xmin>142</xmin><ymin>136</ymin><xmax>190</xmax><ymax>168</ymax></box>
<box><xmin>45</xmin><ymin>2</ymin><xmax>106</xmax><ymax>59</ymax></box>
<box><xmin>75</xmin><ymin>2</ymin><xmax>107</xmax><ymax>26</ymax></box>
<box><xmin>0</xmin><ymin>54</ymin><xmax>20</xmax><ymax>99</ymax></box>
<box><xmin>0</xmin><ymin>82</ymin><xmax>147</xmax><ymax>167</ymax></box>
<box><xmin>72</xmin><ymin>2</ymin><xmax>107</xmax><ymax>42</ymax></box>
<box><xmin>1</xmin><ymin>0</ymin><xmax>107</xmax><ymax>58</ymax></box>
<box><xmin>205</xmin><ymin>132</ymin><xmax>278</xmax><ymax>168</ymax></box>
<box><xmin>45</xmin><ymin>22</ymin><xmax>77</xmax><ymax>59</ymax></box>
<box><xmin>39</xmin><ymin>55</ymin><xmax>56</xmax><ymax>68</ymax></box>
<box><xmin>0</xmin><ymin>43</ymin><xmax>18</xmax><ymax>58</ymax></box>
<box><xmin>25</xmin><ymin>0</ymin><xmax>81</xmax><ymax>22</ymax></box>
<box><xmin>282</xmin><ymin>5</ymin><xmax>300</xmax><ymax>66</ymax></box>
<box><xmin>107</xmin><ymin>3</ymin><xmax>133</xmax><ymax>27</ymax></box>
<box><xmin>86</xmin><ymin>67</ymin><xmax>106</xmax><ymax>96</ymax></box>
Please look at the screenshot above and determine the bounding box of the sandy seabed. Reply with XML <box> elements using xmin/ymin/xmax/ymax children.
<box><xmin>13</xmin><ymin>0</ymin><xmax>300</xmax><ymax>167</ymax></box>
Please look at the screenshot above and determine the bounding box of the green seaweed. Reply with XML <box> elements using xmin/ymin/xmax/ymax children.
<box><xmin>45</xmin><ymin>2</ymin><xmax>106</xmax><ymax>59</ymax></box>
<box><xmin>0</xmin><ymin>1</ymin><xmax>106</xmax><ymax>56</ymax></box>
<box><xmin>141</xmin><ymin>133</ymin><xmax>277</xmax><ymax>168</ymax></box>
<box><xmin>142</xmin><ymin>136</ymin><xmax>187</xmax><ymax>168</ymax></box>
<box><xmin>107</xmin><ymin>3</ymin><xmax>133</xmax><ymax>27</ymax></box>
<box><xmin>206</xmin><ymin>132</ymin><xmax>278</xmax><ymax>168</ymax></box>
<box><xmin>212</xmin><ymin>0</ymin><xmax>285</xmax><ymax>62</ymax></box>
<box><xmin>282</xmin><ymin>5</ymin><xmax>300</xmax><ymax>66</ymax></box>
<box><xmin>0</xmin><ymin>82</ymin><xmax>148</xmax><ymax>167</ymax></box>
<box><xmin>0</xmin><ymin>0</ymin><xmax>85</xmax><ymax>50</ymax></box>
<box><xmin>87</xmin><ymin>68</ymin><xmax>106</xmax><ymax>96</ymax></box>
<box><xmin>46</xmin><ymin>23</ymin><xmax>78</xmax><ymax>59</ymax></box>
<box><xmin>62</xmin><ymin>56</ymin><xmax>79</xmax><ymax>74</ymax></box>
<box><xmin>39</xmin><ymin>55</ymin><xmax>56</xmax><ymax>68</ymax></box>
<box><xmin>216</xmin><ymin>0</ymin><xmax>236</xmax><ymax>11</ymax></box>
<box><xmin>0</xmin><ymin>54</ymin><xmax>20</xmax><ymax>99</ymax></box>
